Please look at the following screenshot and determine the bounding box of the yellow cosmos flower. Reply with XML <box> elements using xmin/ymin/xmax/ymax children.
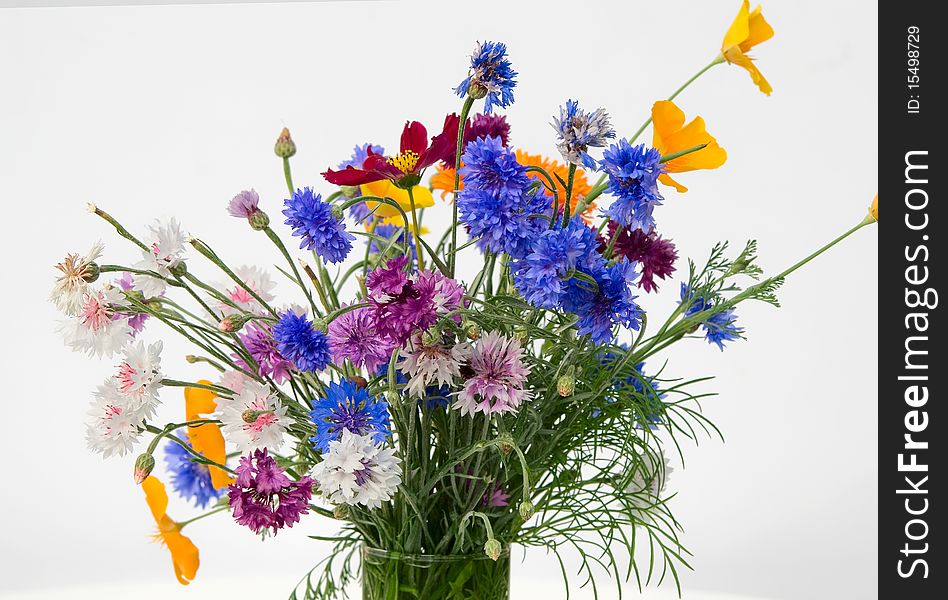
<box><xmin>870</xmin><ymin>194</ymin><xmax>878</xmax><ymax>222</ymax></box>
<box><xmin>651</xmin><ymin>100</ymin><xmax>727</xmax><ymax>193</ymax></box>
<box><xmin>721</xmin><ymin>0</ymin><xmax>774</xmax><ymax>95</ymax></box>
<box><xmin>184</xmin><ymin>382</ymin><xmax>233</xmax><ymax>490</ymax></box>
<box><xmin>142</xmin><ymin>476</ymin><xmax>200</xmax><ymax>585</ymax></box>
<box><xmin>359</xmin><ymin>179</ymin><xmax>434</xmax><ymax>222</ymax></box>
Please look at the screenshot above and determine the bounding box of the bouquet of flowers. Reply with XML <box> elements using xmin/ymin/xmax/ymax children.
<box><xmin>52</xmin><ymin>2</ymin><xmax>876</xmax><ymax>598</ymax></box>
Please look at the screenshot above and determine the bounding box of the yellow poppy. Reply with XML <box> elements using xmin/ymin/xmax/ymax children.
<box><xmin>142</xmin><ymin>476</ymin><xmax>200</xmax><ymax>585</ymax></box>
<box><xmin>359</xmin><ymin>179</ymin><xmax>434</xmax><ymax>222</ymax></box>
<box><xmin>651</xmin><ymin>100</ymin><xmax>727</xmax><ymax>193</ymax></box>
<box><xmin>870</xmin><ymin>194</ymin><xmax>878</xmax><ymax>222</ymax></box>
<box><xmin>184</xmin><ymin>382</ymin><xmax>234</xmax><ymax>490</ymax></box>
<box><xmin>721</xmin><ymin>1</ymin><xmax>774</xmax><ymax>95</ymax></box>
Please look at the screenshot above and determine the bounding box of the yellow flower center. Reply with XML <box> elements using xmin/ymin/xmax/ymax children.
<box><xmin>388</xmin><ymin>150</ymin><xmax>420</xmax><ymax>174</ymax></box>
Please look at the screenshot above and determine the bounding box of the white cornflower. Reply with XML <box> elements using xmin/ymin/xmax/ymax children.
<box><xmin>86</xmin><ymin>380</ymin><xmax>149</xmax><ymax>458</ymax></box>
<box><xmin>218</xmin><ymin>379</ymin><xmax>288</xmax><ymax>453</ymax></box>
<box><xmin>625</xmin><ymin>447</ymin><xmax>673</xmax><ymax>520</ymax></box>
<box><xmin>311</xmin><ymin>429</ymin><xmax>401</xmax><ymax>509</ymax></box>
<box><xmin>114</xmin><ymin>340</ymin><xmax>163</xmax><ymax>412</ymax></box>
<box><xmin>50</xmin><ymin>242</ymin><xmax>104</xmax><ymax>315</ymax></box>
<box><xmin>218</xmin><ymin>370</ymin><xmax>252</xmax><ymax>396</ymax></box>
<box><xmin>218</xmin><ymin>265</ymin><xmax>276</xmax><ymax>315</ymax></box>
<box><xmin>58</xmin><ymin>286</ymin><xmax>132</xmax><ymax>358</ymax></box>
<box><xmin>397</xmin><ymin>332</ymin><xmax>472</xmax><ymax>398</ymax></box>
<box><xmin>132</xmin><ymin>218</ymin><xmax>187</xmax><ymax>297</ymax></box>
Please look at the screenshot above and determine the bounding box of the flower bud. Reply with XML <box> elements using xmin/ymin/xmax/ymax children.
<box><xmin>497</xmin><ymin>433</ymin><xmax>515</xmax><ymax>456</ymax></box>
<box><xmin>218</xmin><ymin>314</ymin><xmax>252</xmax><ymax>333</ymax></box>
<box><xmin>421</xmin><ymin>326</ymin><xmax>442</xmax><ymax>347</ymax></box>
<box><xmin>468</xmin><ymin>82</ymin><xmax>489</xmax><ymax>100</ymax></box>
<box><xmin>333</xmin><ymin>504</ymin><xmax>350</xmax><ymax>520</ymax></box>
<box><xmin>242</xmin><ymin>408</ymin><xmax>272</xmax><ymax>424</ymax></box>
<box><xmin>83</xmin><ymin>262</ymin><xmax>101</xmax><ymax>283</ymax></box>
<box><xmin>330</xmin><ymin>205</ymin><xmax>345</xmax><ymax>221</ymax></box>
<box><xmin>146</xmin><ymin>298</ymin><xmax>163</xmax><ymax>312</ymax></box>
<box><xmin>557</xmin><ymin>368</ymin><xmax>575</xmax><ymax>397</ymax></box>
<box><xmin>133</xmin><ymin>453</ymin><xmax>155</xmax><ymax>485</ymax></box>
<box><xmin>248</xmin><ymin>209</ymin><xmax>270</xmax><ymax>231</ymax></box>
<box><xmin>351</xmin><ymin>376</ymin><xmax>368</xmax><ymax>389</ymax></box>
<box><xmin>869</xmin><ymin>194</ymin><xmax>878</xmax><ymax>222</ymax></box>
<box><xmin>484</xmin><ymin>538</ymin><xmax>502</xmax><ymax>561</ymax></box>
<box><xmin>274</xmin><ymin>127</ymin><xmax>297</xmax><ymax>158</ymax></box>
<box><xmin>513</xmin><ymin>326</ymin><xmax>528</xmax><ymax>344</ymax></box>
<box><xmin>463</xmin><ymin>320</ymin><xmax>481</xmax><ymax>341</ymax></box>
<box><xmin>518</xmin><ymin>500</ymin><xmax>535</xmax><ymax>521</ymax></box>
<box><xmin>340</xmin><ymin>185</ymin><xmax>361</xmax><ymax>199</ymax></box>
<box><xmin>185</xmin><ymin>355</ymin><xmax>199</xmax><ymax>364</ymax></box>
<box><xmin>168</xmin><ymin>261</ymin><xmax>188</xmax><ymax>278</ymax></box>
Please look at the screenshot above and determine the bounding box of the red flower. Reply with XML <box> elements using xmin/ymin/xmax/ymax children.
<box><xmin>323</xmin><ymin>114</ymin><xmax>460</xmax><ymax>189</ymax></box>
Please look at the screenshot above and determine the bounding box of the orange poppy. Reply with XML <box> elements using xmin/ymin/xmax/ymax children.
<box><xmin>651</xmin><ymin>100</ymin><xmax>727</xmax><ymax>193</ymax></box>
<box><xmin>142</xmin><ymin>476</ymin><xmax>200</xmax><ymax>585</ymax></box>
<box><xmin>721</xmin><ymin>1</ymin><xmax>775</xmax><ymax>95</ymax></box>
<box><xmin>184</xmin><ymin>382</ymin><xmax>234</xmax><ymax>490</ymax></box>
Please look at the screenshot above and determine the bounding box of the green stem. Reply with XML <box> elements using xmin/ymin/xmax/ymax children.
<box><xmin>406</xmin><ymin>186</ymin><xmax>426</xmax><ymax>271</ymax></box>
<box><xmin>450</xmin><ymin>95</ymin><xmax>476</xmax><ymax>277</ymax></box>
<box><xmin>283</xmin><ymin>157</ymin><xmax>294</xmax><ymax>196</ymax></box>
<box><xmin>178</xmin><ymin>506</ymin><xmax>228</xmax><ymax>529</ymax></box>
<box><xmin>561</xmin><ymin>163</ymin><xmax>577</xmax><ymax>227</ymax></box>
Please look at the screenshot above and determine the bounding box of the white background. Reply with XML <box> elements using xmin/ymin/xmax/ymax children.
<box><xmin>0</xmin><ymin>1</ymin><xmax>877</xmax><ymax>598</ymax></box>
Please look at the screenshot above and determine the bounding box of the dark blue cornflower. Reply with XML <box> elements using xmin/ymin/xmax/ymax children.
<box><xmin>512</xmin><ymin>218</ymin><xmax>601</xmax><ymax>309</ymax></box>
<box><xmin>368</xmin><ymin>222</ymin><xmax>416</xmax><ymax>257</ymax></box>
<box><xmin>309</xmin><ymin>379</ymin><xmax>391</xmax><ymax>452</ymax></box>
<box><xmin>459</xmin><ymin>136</ymin><xmax>531</xmax><ymax>194</ymax></box>
<box><xmin>455</xmin><ymin>41</ymin><xmax>517</xmax><ymax>113</ymax></box>
<box><xmin>562</xmin><ymin>259</ymin><xmax>644</xmax><ymax>344</ymax></box>
<box><xmin>679</xmin><ymin>284</ymin><xmax>743</xmax><ymax>350</ymax></box>
<box><xmin>164</xmin><ymin>433</ymin><xmax>221</xmax><ymax>508</ymax></box>
<box><xmin>338</xmin><ymin>143</ymin><xmax>385</xmax><ymax>170</ymax></box>
<box><xmin>456</xmin><ymin>138</ymin><xmax>548</xmax><ymax>258</ymax></box>
<box><xmin>600</xmin><ymin>140</ymin><xmax>664</xmax><ymax>232</ymax></box>
<box><xmin>282</xmin><ymin>187</ymin><xmax>354</xmax><ymax>264</ymax></box>
<box><xmin>272</xmin><ymin>311</ymin><xmax>332</xmax><ymax>372</ymax></box>
<box><xmin>552</xmin><ymin>99</ymin><xmax>616</xmax><ymax>170</ymax></box>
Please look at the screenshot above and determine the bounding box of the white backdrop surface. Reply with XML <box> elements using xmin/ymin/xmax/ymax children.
<box><xmin>0</xmin><ymin>1</ymin><xmax>877</xmax><ymax>598</ymax></box>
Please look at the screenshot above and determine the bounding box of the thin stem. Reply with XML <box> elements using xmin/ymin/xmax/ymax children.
<box><xmin>406</xmin><ymin>186</ymin><xmax>426</xmax><ymax>271</ymax></box>
<box><xmin>178</xmin><ymin>506</ymin><xmax>228</xmax><ymax>529</ymax></box>
<box><xmin>283</xmin><ymin>157</ymin><xmax>294</xmax><ymax>196</ymax></box>
<box><xmin>450</xmin><ymin>95</ymin><xmax>476</xmax><ymax>277</ymax></box>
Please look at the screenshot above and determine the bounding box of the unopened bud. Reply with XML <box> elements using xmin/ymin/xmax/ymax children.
<box><xmin>146</xmin><ymin>298</ymin><xmax>163</xmax><ymax>312</ymax></box>
<box><xmin>133</xmin><ymin>453</ymin><xmax>155</xmax><ymax>485</ymax></box>
<box><xmin>468</xmin><ymin>82</ymin><xmax>489</xmax><ymax>100</ymax></box>
<box><xmin>331</xmin><ymin>205</ymin><xmax>345</xmax><ymax>221</ymax></box>
<box><xmin>869</xmin><ymin>194</ymin><xmax>878</xmax><ymax>222</ymax></box>
<box><xmin>350</xmin><ymin>376</ymin><xmax>368</xmax><ymax>389</ymax></box>
<box><xmin>685</xmin><ymin>323</ymin><xmax>700</xmax><ymax>334</ymax></box>
<box><xmin>311</xmin><ymin>319</ymin><xmax>328</xmax><ymax>333</ymax></box>
<box><xmin>497</xmin><ymin>433</ymin><xmax>515</xmax><ymax>456</ymax></box>
<box><xmin>248</xmin><ymin>209</ymin><xmax>270</xmax><ymax>231</ymax></box>
<box><xmin>484</xmin><ymin>538</ymin><xmax>502</xmax><ymax>561</ymax></box>
<box><xmin>386</xmin><ymin>390</ymin><xmax>401</xmax><ymax>404</ymax></box>
<box><xmin>218</xmin><ymin>314</ymin><xmax>252</xmax><ymax>333</ymax></box>
<box><xmin>340</xmin><ymin>185</ymin><xmax>361</xmax><ymax>199</ymax></box>
<box><xmin>513</xmin><ymin>326</ymin><xmax>528</xmax><ymax>344</ymax></box>
<box><xmin>463</xmin><ymin>320</ymin><xmax>481</xmax><ymax>341</ymax></box>
<box><xmin>421</xmin><ymin>326</ymin><xmax>442</xmax><ymax>347</ymax></box>
<box><xmin>557</xmin><ymin>368</ymin><xmax>575</xmax><ymax>397</ymax></box>
<box><xmin>518</xmin><ymin>500</ymin><xmax>535</xmax><ymax>521</ymax></box>
<box><xmin>185</xmin><ymin>355</ymin><xmax>199</xmax><ymax>364</ymax></box>
<box><xmin>274</xmin><ymin>127</ymin><xmax>297</xmax><ymax>158</ymax></box>
<box><xmin>333</xmin><ymin>504</ymin><xmax>350</xmax><ymax>520</ymax></box>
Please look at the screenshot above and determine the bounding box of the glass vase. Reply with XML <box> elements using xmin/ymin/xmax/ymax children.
<box><xmin>361</xmin><ymin>545</ymin><xmax>510</xmax><ymax>599</ymax></box>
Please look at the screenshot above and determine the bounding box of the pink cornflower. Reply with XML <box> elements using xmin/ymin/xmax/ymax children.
<box><xmin>454</xmin><ymin>331</ymin><xmax>531</xmax><ymax>416</ymax></box>
<box><xmin>327</xmin><ymin>304</ymin><xmax>393</xmax><ymax>374</ymax></box>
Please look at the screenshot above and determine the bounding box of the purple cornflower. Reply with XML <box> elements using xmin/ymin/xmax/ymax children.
<box><xmin>600</xmin><ymin>140</ymin><xmax>664</xmax><ymax>232</ymax></box>
<box><xmin>228</xmin><ymin>448</ymin><xmax>313</xmax><ymax>536</ymax></box>
<box><xmin>327</xmin><ymin>304</ymin><xmax>393</xmax><ymax>374</ymax></box>
<box><xmin>228</xmin><ymin>189</ymin><xmax>261</xmax><ymax>218</ymax></box>
<box><xmin>282</xmin><ymin>187</ymin><xmax>354</xmax><ymax>264</ymax></box>
<box><xmin>454</xmin><ymin>331</ymin><xmax>531</xmax><ymax>416</ymax></box>
<box><xmin>600</xmin><ymin>222</ymin><xmax>678</xmax><ymax>293</ymax></box>
<box><xmin>115</xmin><ymin>272</ymin><xmax>151</xmax><ymax>335</ymax></box>
<box><xmin>272</xmin><ymin>311</ymin><xmax>332</xmax><ymax>372</ymax></box>
<box><xmin>483</xmin><ymin>483</ymin><xmax>510</xmax><ymax>508</ymax></box>
<box><xmin>365</xmin><ymin>255</ymin><xmax>410</xmax><ymax>302</ymax></box>
<box><xmin>235</xmin><ymin>322</ymin><xmax>293</xmax><ymax>384</ymax></box>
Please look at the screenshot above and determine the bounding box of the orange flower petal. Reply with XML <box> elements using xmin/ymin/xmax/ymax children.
<box><xmin>184</xmin><ymin>381</ymin><xmax>217</xmax><ymax>421</ymax></box>
<box><xmin>725</xmin><ymin>49</ymin><xmax>773</xmax><ymax>95</ymax></box>
<box><xmin>721</xmin><ymin>0</ymin><xmax>751</xmax><ymax>53</ymax></box>
<box><xmin>141</xmin><ymin>477</ymin><xmax>201</xmax><ymax>585</ymax></box>
<box><xmin>515</xmin><ymin>149</ymin><xmax>596</xmax><ymax>221</ymax></box>
<box><xmin>182</xmin><ymin>383</ymin><xmax>234</xmax><ymax>490</ymax></box>
<box><xmin>651</xmin><ymin>100</ymin><xmax>727</xmax><ymax>192</ymax></box>
<box><xmin>142</xmin><ymin>476</ymin><xmax>168</xmax><ymax>523</ymax></box>
<box><xmin>659</xmin><ymin>173</ymin><xmax>689</xmax><ymax>194</ymax></box>
<box><xmin>742</xmin><ymin>5</ymin><xmax>775</xmax><ymax>52</ymax></box>
<box><xmin>431</xmin><ymin>164</ymin><xmax>462</xmax><ymax>200</ymax></box>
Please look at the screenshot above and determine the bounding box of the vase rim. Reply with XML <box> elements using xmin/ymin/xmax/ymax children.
<box><xmin>362</xmin><ymin>544</ymin><xmax>512</xmax><ymax>562</ymax></box>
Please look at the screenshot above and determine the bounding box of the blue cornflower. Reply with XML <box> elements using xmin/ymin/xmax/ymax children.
<box><xmin>309</xmin><ymin>379</ymin><xmax>391</xmax><ymax>452</ymax></box>
<box><xmin>459</xmin><ymin>136</ymin><xmax>531</xmax><ymax>195</ymax></box>
<box><xmin>272</xmin><ymin>311</ymin><xmax>332</xmax><ymax>372</ymax></box>
<box><xmin>679</xmin><ymin>284</ymin><xmax>743</xmax><ymax>350</ymax></box>
<box><xmin>338</xmin><ymin>143</ymin><xmax>385</xmax><ymax>170</ymax></box>
<box><xmin>512</xmin><ymin>218</ymin><xmax>601</xmax><ymax>309</ymax></box>
<box><xmin>455</xmin><ymin>41</ymin><xmax>517</xmax><ymax>113</ymax></box>
<box><xmin>456</xmin><ymin>140</ymin><xmax>548</xmax><ymax>258</ymax></box>
<box><xmin>600</xmin><ymin>140</ymin><xmax>664</xmax><ymax>232</ymax></box>
<box><xmin>282</xmin><ymin>187</ymin><xmax>355</xmax><ymax>264</ymax></box>
<box><xmin>164</xmin><ymin>434</ymin><xmax>220</xmax><ymax>508</ymax></box>
<box><xmin>552</xmin><ymin>99</ymin><xmax>616</xmax><ymax>170</ymax></box>
<box><xmin>376</xmin><ymin>363</ymin><xmax>448</xmax><ymax>410</ymax></box>
<box><xmin>368</xmin><ymin>222</ymin><xmax>415</xmax><ymax>256</ymax></box>
<box><xmin>562</xmin><ymin>259</ymin><xmax>644</xmax><ymax>344</ymax></box>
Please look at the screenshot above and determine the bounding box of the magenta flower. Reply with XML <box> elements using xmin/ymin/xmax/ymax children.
<box><xmin>600</xmin><ymin>222</ymin><xmax>678</xmax><ymax>293</ymax></box>
<box><xmin>235</xmin><ymin>323</ymin><xmax>293</xmax><ymax>384</ymax></box>
<box><xmin>455</xmin><ymin>331</ymin><xmax>531</xmax><ymax>416</ymax></box>
<box><xmin>327</xmin><ymin>304</ymin><xmax>394</xmax><ymax>374</ymax></box>
<box><xmin>365</xmin><ymin>255</ymin><xmax>410</xmax><ymax>302</ymax></box>
<box><xmin>483</xmin><ymin>482</ymin><xmax>510</xmax><ymax>508</ymax></box>
<box><xmin>228</xmin><ymin>448</ymin><xmax>313</xmax><ymax>536</ymax></box>
<box><xmin>115</xmin><ymin>272</ymin><xmax>150</xmax><ymax>335</ymax></box>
